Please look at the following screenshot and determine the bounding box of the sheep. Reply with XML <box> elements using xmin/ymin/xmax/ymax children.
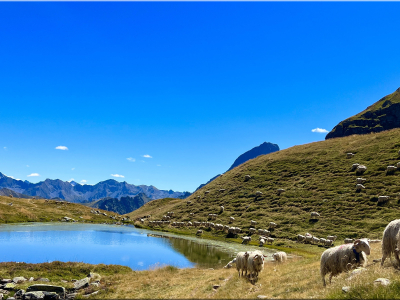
<box><xmin>249</xmin><ymin>228</ymin><xmax>256</xmax><ymax>234</ymax></box>
<box><xmin>250</xmin><ymin>220</ymin><xmax>257</xmax><ymax>227</ymax></box>
<box><xmin>190</xmin><ymin>213</ymin><xmax>195</xmax><ymax>217</ymax></box>
<box><xmin>205</xmin><ymin>191</ymin><xmax>210</xmax><ymax>194</ymax></box>
<box><xmin>381</xmin><ymin>219</ymin><xmax>400</xmax><ymax>267</ymax></box>
<box><xmin>356</xmin><ymin>178</ymin><xmax>367</xmax><ymax>184</ymax></box>
<box><xmin>327</xmin><ymin>235</ymin><xmax>337</xmax><ymax>242</ymax></box>
<box><xmin>305</xmin><ymin>234</ymin><xmax>313</xmax><ymax>244</ymax></box>
<box><xmin>320</xmin><ymin>238</ymin><xmax>327</xmax><ymax>245</ymax></box>
<box><xmin>273</xmin><ymin>252</ymin><xmax>287</xmax><ymax>263</ymax></box>
<box><xmin>258</xmin><ymin>229</ymin><xmax>270</xmax><ymax>236</ymax></box>
<box><xmin>242</xmin><ymin>236</ymin><xmax>252</xmax><ymax>244</ymax></box>
<box><xmin>312</xmin><ymin>237</ymin><xmax>320</xmax><ymax>244</ymax></box>
<box><xmin>320</xmin><ymin>239</ymin><xmax>370</xmax><ymax>286</ymax></box>
<box><xmin>187</xmin><ymin>221</ymin><xmax>193</xmax><ymax>226</ymax></box>
<box><xmin>356</xmin><ymin>184</ymin><xmax>366</xmax><ymax>190</ymax></box>
<box><xmin>311</xmin><ymin>212</ymin><xmax>320</xmax><ymax>218</ymax></box>
<box><xmin>259</xmin><ymin>238</ymin><xmax>265</xmax><ymax>246</ymax></box>
<box><xmin>196</xmin><ymin>230</ymin><xmax>203</xmax><ymax>235</ymax></box>
<box><xmin>344</xmin><ymin>238</ymin><xmax>354</xmax><ymax>243</ymax></box>
<box><xmin>387</xmin><ymin>165</ymin><xmax>397</xmax><ymax>173</ymax></box>
<box><xmin>269</xmin><ymin>222</ymin><xmax>277</xmax><ymax>228</ymax></box>
<box><xmin>244</xmin><ymin>175</ymin><xmax>251</xmax><ymax>181</ymax></box>
<box><xmin>219</xmin><ymin>189</ymin><xmax>226</xmax><ymax>192</ymax></box>
<box><xmin>236</xmin><ymin>252</ymin><xmax>250</xmax><ymax>277</ymax></box>
<box><xmin>351</xmin><ymin>163</ymin><xmax>360</xmax><ymax>171</ymax></box>
<box><xmin>297</xmin><ymin>234</ymin><xmax>305</xmax><ymax>242</ymax></box>
<box><xmin>255</xmin><ymin>191</ymin><xmax>263</xmax><ymax>196</ymax></box>
<box><xmin>229</xmin><ymin>216</ymin><xmax>235</xmax><ymax>223</ymax></box>
<box><xmin>325</xmin><ymin>239</ymin><xmax>334</xmax><ymax>247</ymax></box>
<box><xmin>220</xmin><ymin>206</ymin><xmax>224</xmax><ymax>213</ymax></box>
<box><xmin>187</xmin><ymin>201</ymin><xmax>192</xmax><ymax>205</ymax></box>
<box><xmin>224</xmin><ymin>258</ymin><xmax>236</xmax><ymax>269</ymax></box>
<box><xmin>347</xmin><ymin>153</ymin><xmax>355</xmax><ymax>158</ymax></box>
<box><xmin>266</xmin><ymin>237</ymin><xmax>274</xmax><ymax>245</ymax></box>
<box><xmin>277</xmin><ymin>189</ymin><xmax>285</xmax><ymax>195</ymax></box>
<box><xmin>247</xmin><ymin>250</ymin><xmax>266</xmax><ymax>281</ymax></box>
<box><xmin>397</xmin><ymin>162</ymin><xmax>400</xmax><ymax>168</ymax></box>
<box><xmin>378</xmin><ymin>196</ymin><xmax>390</xmax><ymax>203</ymax></box>
<box><xmin>356</xmin><ymin>165</ymin><xmax>367</xmax><ymax>174</ymax></box>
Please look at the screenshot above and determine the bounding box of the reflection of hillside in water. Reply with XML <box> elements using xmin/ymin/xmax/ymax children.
<box><xmin>166</xmin><ymin>237</ymin><xmax>233</xmax><ymax>268</ymax></box>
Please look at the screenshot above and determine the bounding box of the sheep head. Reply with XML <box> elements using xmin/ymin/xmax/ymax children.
<box><xmin>354</xmin><ymin>239</ymin><xmax>371</xmax><ymax>255</ymax></box>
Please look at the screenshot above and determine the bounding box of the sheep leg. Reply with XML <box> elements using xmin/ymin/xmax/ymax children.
<box><xmin>381</xmin><ymin>252</ymin><xmax>388</xmax><ymax>267</ymax></box>
<box><xmin>322</xmin><ymin>275</ymin><xmax>326</xmax><ymax>287</ymax></box>
<box><xmin>395</xmin><ymin>248</ymin><xmax>400</xmax><ymax>268</ymax></box>
<box><xmin>329</xmin><ymin>274</ymin><xmax>333</xmax><ymax>284</ymax></box>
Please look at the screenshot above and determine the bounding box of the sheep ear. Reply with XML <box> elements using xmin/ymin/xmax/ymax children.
<box><xmin>263</xmin><ymin>255</ymin><xmax>267</xmax><ymax>257</ymax></box>
<box><xmin>354</xmin><ymin>239</ymin><xmax>360</xmax><ymax>245</ymax></box>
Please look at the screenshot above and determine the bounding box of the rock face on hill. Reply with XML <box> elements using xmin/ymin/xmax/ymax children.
<box><xmin>195</xmin><ymin>142</ymin><xmax>279</xmax><ymax>191</ymax></box>
<box><xmin>0</xmin><ymin>173</ymin><xmax>190</xmax><ymax>203</ymax></box>
<box><xmin>326</xmin><ymin>87</ymin><xmax>400</xmax><ymax>139</ymax></box>
<box><xmin>85</xmin><ymin>193</ymin><xmax>152</xmax><ymax>214</ymax></box>
<box><xmin>0</xmin><ymin>188</ymin><xmax>30</xmax><ymax>198</ymax></box>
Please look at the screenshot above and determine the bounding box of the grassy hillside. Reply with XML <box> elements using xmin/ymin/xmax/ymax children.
<box><xmin>130</xmin><ymin>128</ymin><xmax>400</xmax><ymax>242</ymax></box>
<box><xmin>0</xmin><ymin>196</ymin><xmax>126</xmax><ymax>224</ymax></box>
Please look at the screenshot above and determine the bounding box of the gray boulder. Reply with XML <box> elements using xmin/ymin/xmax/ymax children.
<box><xmin>73</xmin><ymin>278</ymin><xmax>89</xmax><ymax>291</ymax></box>
<box><xmin>23</xmin><ymin>291</ymin><xmax>45</xmax><ymax>300</ymax></box>
<box><xmin>13</xmin><ymin>277</ymin><xmax>27</xmax><ymax>284</ymax></box>
<box><xmin>26</xmin><ymin>285</ymin><xmax>65</xmax><ymax>298</ymax></box>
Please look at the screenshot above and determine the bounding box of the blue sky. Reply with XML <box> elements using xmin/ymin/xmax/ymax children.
<box><xmin>1</xmin><ymin>2</ymin><xmax>400</xmax><ymax>192</ymax></box>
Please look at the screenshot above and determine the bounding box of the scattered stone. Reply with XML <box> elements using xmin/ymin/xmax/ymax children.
<box><xmin>0</xmin><ymin>280</ymin><xmax>12</xmax><ymax>284</ymax></box>
<box><xmin>90</xmin><ymin>283</ymin><xmax>99</xmax><ymax>288</ymax></box>
<box><xmin>257</xmin><ymin>296</ymin><xmax>268</xmax><ymax>299</ymax></box>
<box><xmin>14</xmin><ymin>289</ymin><xmax>25</xmax><ymax>299</ymax></box>
<box><xmin>212</xmin><ymin>285</ymin><xmax>220</xmax><ymax>290</ymax></box>
<box><xmin>73</xmin><ymin>278</ymin><xmax>89</xmax><ymax>291</ymax></box>
<box><xmin>374</xmin><ymin>278</ymin><xmax>391</xmax><ymax>286</ymax></box>
<box><xmin>4</xmin><ymin>283</ymin><xmax>16</xmax><ymax>290</ymax></box>
<box><xmin>373</xmin><ymin>258</ymin><xmax>382</xmax><ymax>263</ymax></box>
<box><xmin>82</xmin><ymin>291</ymin><xmax>99</xmax><ymax>298</ymax></box>
<box><xmin>342</xmin><ymin>286</ymin><xmax>351</xmax><ymax>293</ymax></box>
<box><xmin>88</xmin><ymin>273</ymin><xmax>101</xmax><ymax>282</ymax></box>
<box><xmin>60</xmin><ymin>280</ymin><xmax>68</xmax><ymax>284</ymax></box>
<box><xmin>26</xmin><ymin>285</ymin><xmax>65</xmax><ymax>298</ymax></box>
<box><xmin>29</xmin><ymin>278</ymin><xmax>34</xmax><ymax>282</ymax></box>
<box><xmin>347</xmin><ymin>267</ymin><xmax>366</xmax><ymax>280</ymax></box>
<box><xmin>38</xmin><ymin>279</ymin><xmax>49</xmax><ymax>283</ymax></box>
<box><xmin>13</xmin><ymin>277</ymin><xmax>27</xmax><ymax>284</ymax></box>
<box><xmin>42</xmin><ymin>292</ymin><xmax>59</xmax><ymax>300</ymax></box>
<box><xmin>65</xmin><ymin>293</ymin><xmax>77</xmax><ymax>300</ymax></box>
<box><xmin>22</xmin><ymin>291</ymin><xmax>45</xmax><ymax>300</ymax></box>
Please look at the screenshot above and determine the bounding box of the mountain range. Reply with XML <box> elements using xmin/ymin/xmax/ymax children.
<box><xmin>195</xmin><ymin>142</ymin><xmax>280</xmax><ymax>191</ymax></box>
<box><xmin>0</xmin><ymin>173</ymin><xmax>190</xmax><ymax>203</ymax></box>
<box><xmin>85</xmin><ymin>193</ymin><xmax>152</xmax><ymax>215</ymax></box>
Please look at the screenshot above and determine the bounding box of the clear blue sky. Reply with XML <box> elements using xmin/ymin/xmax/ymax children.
<box><xmin>1</xmin><ymin>2</ymin><xmax>400</xmax><ymax>192</ymax></box>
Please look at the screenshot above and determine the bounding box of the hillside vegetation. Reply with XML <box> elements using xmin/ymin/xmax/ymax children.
<box><xmin>130</xmin><ymin>128</ymin><xmax>400</xmax><ymax>242</ymax></box>
<box><xmin>0</xmin><ymin>196</ymin><xmax>124</xmax><ymax>224</ymax></box>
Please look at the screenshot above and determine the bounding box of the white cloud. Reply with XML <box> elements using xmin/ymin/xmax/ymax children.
<box><xmin>26</xmin><ymin>165</ymin><xmax>29</xmax><ymax>167</ymax></box>
<box><xmin>27</xmin><ymin>173</ymin><xmax>40</xmax><ymax>177</ymax></box>
<box><xmin>111</xmin><ymin>174</ymin><xmax>125</xmax><ymax>178</ymax></box>
<box><xmin>3</xmin><ymin>147</ymin><xmax>7</xmax><ymax>150</ymax></box>
<box><xmin>68</xmin><ymin>178</ymin><xmax>75</xmax><ymax>182</ymax></box>
<box><xmin>72</xmin><ymin>168</ymin><xmax>75</xmax><ymax>171</ymax></box>
<box><xmin>80</xmin><ymin>180</ymin><xmax>87</xmax><ymax>184</ymax></box>
<box><xmin>311</xmin><ymin>128</ymin><xmax>329</xmax><ymax>133</ymax></box>
<box><xmin>157</xmin><ymin>164</ymin><xmax>161</xmax><ymax>167</ymax></box>
<box><xmin>143</xmin><ymin>154</ymin><xmax>152</xmax><ymax>158</ymax></box>
<box><xmin>127</xmin><ymin>157</ymin><xmax>136</xmax><ymax>162</ymax></box>
<box><xmin>7</xmin><ymin>175</ymin><xmax>14</xmax><ymax>179</ymax></box>
<box><xmin>55</xmin><ymin>146</ymin><xmax>68</xmax><ymax>150</ymax></box>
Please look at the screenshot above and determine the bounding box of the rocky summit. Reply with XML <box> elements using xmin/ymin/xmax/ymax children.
<box><xmin>326</xmin><ymin>87</ymin><xmax>400</xmax><ymax>139</ymax></box>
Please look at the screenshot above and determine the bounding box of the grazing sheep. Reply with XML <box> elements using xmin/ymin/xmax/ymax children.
<box><xmin>236</xmin><ymin>252</ymin><xmax>250</xmax><ymax>277</ymax></box>
<box><xmin>266</xmin><ymin>237</ymin><xmax>274</xmax><ymax>245</ymax></box>
<box><xmin>325</xmin><ymin>239</ymin><xmax>334</xmax><ymax>247</ymax></box>
<box><xmin>312</xmin><ymin>237</ymin><xmax>320</xmax><ymax>244</ymax></box>
<box><xmin>259</xmin><ymin>238</ymin><xmax>265</xmax><ymax>246</ymax></box>
<box><xmin>277</xmin><ymin>189</ymin><xmax>285</xmax><ymax>195</ymax></box>
<box><xmin>269</xmin><ymin>222</ymin><xmax>277</xmax><ymax>228</ymax></box>
<box><xmin>250</xmin><ymin>220</ymin><xmax>257</xmax><ymax>227</ymax></box>
<box><xmin>320</xmin><ymin>238</ymin><xmax>327</xmax><ymax>245</ymax></box>
<box><xmin>229</xmin><ymin>216</ymin><xmax>235</xmax><ymax>223</ymax></box>
<box><xmin>344</xmin><ymin>238</ymin><xmax>354</xmax><ymax>244</ymax></box>
<box><xmin>347</xmin><ymin>153</ymin><xmax>355</xmax><ymax>158</ymax></box>
<box><xmin>247</xmin><ymin>250</ymin><xmax>266</xmax><ymax>281</ymax></box>
<box><xmin>273</xmin><ymin>252</ymin><xmax>287</xmax><ymax>262</ymax></box>
<box><xmin>242</xmin><ymin>236</ymin><xmax>252</xmax><ymax>244</ymax></box>
<box><xmin>249</xmin><ymin>228</ymin><xmax>256</xmax><ymax>234</ymax></box>
<box><xmin>255</xmin><ymin>191</ymin><xmax>263</xmax><ymax>196</ymax></box>
<box><xmin>219</xmin><ymin>189</ymin><xmax>226</xmax><ymax>192</ymax></box>
<box><xmin>205</xmin><ymin>191</ymin><xmax>210</xmax><ymax>194</ymax></box>
<box><xmin>245</xmin><ymin>175</ymin><xmax>251</xmax><ymax>181</ymax></box>
<box><xmin>381</xmin><ymin>219</ymin><xmax>400</xmax><ymax>267</ymax></box>
<box><xmin>356</xmin><ymin>165</ymin><xmax>367</xmax><ymax>174</ymax></box>
<box><xmin>356</xmin><ymin>178</ymin><xmax>366</xmax><ymax>184</ymax></box>
<box><xmin>356</xmin><ymin>184</ymin><xmax>366</xmax><ymax>190</ymax></box>
<box><xmin>320</xmin><ymin>239</ymin><xmax>370</xmax><ymax>286</ymax></box>
<box><xmin>378</xmin><ymin>196</ymin><xmax>390</xmax><ymax>203</ymax></box>
<box><xmin>190</xmin><ymin>213</ymin><xmax>195</xmax><ymax>217</ymax></box>
<box><xmin>258</xmin><ymin>229</ymin><xmax>270</xmax><ymax>236</ymax></box>
<box><xmin>311</xmin><ymin>212</ymin><xmax>320</xmax><ymax>218</ymax></box>
<box><xmin>351</xmin><ymin>163</ymin><xmax>360</xmax><ymax>171</ymax></box>
<box><xmin>196</xmin><ymin>230</ymin><xmax>203</xmax><ymax>235</ymax></box>
<box><xmin>187</xmin><ymin>201</ymin><xmax>192</xmax><ymax>205</ymax></box>
<box><xmin>305</xmin><ymin>234</ymin><xmax>313</xmax><ymax>244</ymax></box>
<box><xmin>327</xmin><ymin>235</ymin><xmax>337</xmax><ymax>242</ymax></box>
<box><xmin>387</xmin><ymin>166</ymin><xmax>397</xmax><ymax>173</ymax></box>
<box><xmin>297</xmin><ymin>234</ymin><xmax>305</xmax><ymax>242</ymax></box>
<box><xmin>220</xmin><ymin>206</ymin><xmax>224</xmax><ymax>213</ymax></box>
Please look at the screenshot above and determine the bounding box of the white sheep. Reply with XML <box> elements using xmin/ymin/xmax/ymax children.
<box><xmin>397</xmin><ymin>162</ymin><xmax>400</xmax><ymax>168</ymax></box>
<box><xmin>219</xmin><ymin>189</ymin><xmax>226</xmax><ymax>192</ymax></box>
<box><xmin>187</xmin><ymin>201</ymin><xmax>192</xmax><ymax>205</ymax></box>
<box><xmin>297</xmin><ymin>234</ymin><xmax>305</xmax><ymax>242</ymax></box>
<box><xmin>245</xmin><ymin>175</ymin><xmax>251</xmax><ymax>181</ymax></box>
<box><xmin>249</xmin><ymin>228</ymin><xmax>256</xmax><ymax>234</ymax></box>
<box><xmin>277</xmin><ymin>189</ymin><xmax>285</xmax><ymax>195</ymax></box>
<box><xmin>320</xmin><ymin>239</ymin><xmax>370</xmax><ymax>286</ymax></box>
<box><xmin>250</xmin><ymin>220</ymin><xmax>257</xmax><ymax>227</ymax></box>
<box><xmin>344</xmin><ymin>238</ymin><xmax>354</xmax><ymax>243</ymax></box>
<box><xmin>356</xmin><ymin>184</ymin><xmax>366</xmax><ymax>190</ymax></box>
<box><xmin>325</xmin><ymin>239</ymin><xmax>334</xmax><ymax>247</ymax></box>
<box><xmin>347</xmin><ymin>153</ymin><xmax>355</xmax><ymax>158</ymax></box>
<box><xmin>311</xmin><ymin>212</ymin><xmax>320</xmax><ymax>218</ymax></box>
<box><xmin>356</xmin><ymin>178</ymin><xmax>366</xmax><ymax>184</ymax></box>
<box><xmin>273</xmin><ymin>252</ymin><xmax>287</xmax><ymax>263</ymax></box>
<box><xmin>356</xmin><ymin>165</ymin><xmax>367</xmax><ymax>174</ymax></box>
<box><xmin>269</xmin><ymin>222</ymin><xmax>277</xmax><ymax>228</ymax></box>
<box><xmin>381</xmin><ymin>219</ymin><xmax>400</xmax><ymax>267</ymax></box>
<box><xmin>236</xmin><ymin>252</ymin><xmax>250</xmax><ymax>277</ymax></box>
<box><xmin>312</xmin><ymin>237</ymin><xmax>320</xmax><ymax>244</ymax></box>
<box><xmin>327</xmin><ymin>235</ymin><xmax>337</xmax><ymax>242</ymax></box>
<box><xmin>259</xmin><ymin>238</ymin><xmax>265</xmax><ymax>246</ymax></box>
<box><xmin>220</xmin><ymin>206</ymin><xmax>224</xmax><ymax>212</ymax></box>
<box><xmin>387</xmin><ymin>165</ymin><xmax>397</xmax><ymax>173</ymax></box>
<box><xmin>378</xmin><ymin>196</ymin><xmax>390</xmax><ymax>203</ymax></box>
<box><xmin>196</xmin><ymin>229</ymin><xmax>203</xmax><ymax>235</ymax></box>
<box><xmin>241</xmin><ymin>236</ymin><xmax>251</xmax><ymax>244</ymax></box>
<box><xmin>229</xmin><ymin>216</ymin><xmax>235</xmax><ymax>223</ymax></box>
<box><xmin>351</xmin><ymin>163</ymin><xmax>360</xmax><ymax>171</ymax></box>
<box><xmin>255</xmin><ymin>191</ymin><xmax>263</xmax><ymax>196</ymax></box>
<box><xmin>247</xmin><ymin>250</ymin><xmax>266</xmax><ymax>282</ymax></box>
<box><xmin>266</xmin><ymin>237</ymin><xmax>274</xmax><ymax>245</ymax></box>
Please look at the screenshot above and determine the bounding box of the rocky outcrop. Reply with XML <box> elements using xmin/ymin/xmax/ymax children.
<box><xmin>326</xmin><ymin>87</ymin><xmax>400</xmax><ymax>139</ymax></box>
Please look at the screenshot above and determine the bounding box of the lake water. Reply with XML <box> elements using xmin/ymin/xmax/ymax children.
<box><xmin>0</xmin><ymin>223</ymin><xmax>275</xmax><ymax>270</ymax></box>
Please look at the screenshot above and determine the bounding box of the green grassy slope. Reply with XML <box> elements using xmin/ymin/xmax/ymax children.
<box><xmin>130</xmin><ymin>128</ymin><xmax>400</xmax><ymax>241</ymax></box>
